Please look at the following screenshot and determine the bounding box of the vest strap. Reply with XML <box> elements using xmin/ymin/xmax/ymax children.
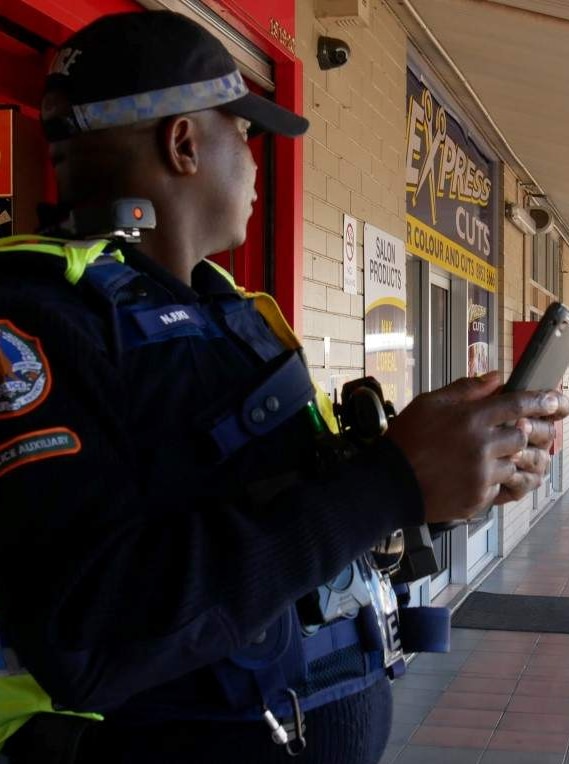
<box><xmin>209</xmin><ymin>352</ymin><xmax>315</xmax><ymax>462</ymax></box>
<box><xmin>78</xmin><ymin>256</ymin><xmax>140</xmax><ymax>298</ymax></box>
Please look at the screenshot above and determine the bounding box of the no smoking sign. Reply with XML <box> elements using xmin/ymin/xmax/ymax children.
<box><xmin>343</xmin><ymin>214</ymin><xmax>357</xmax><ymax>295</ymax></box>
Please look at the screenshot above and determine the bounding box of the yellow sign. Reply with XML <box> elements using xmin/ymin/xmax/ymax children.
<box><xmin>406</xmin><ymin>214</ymin><xmax>497</xmax><ymax>293</ymax></box>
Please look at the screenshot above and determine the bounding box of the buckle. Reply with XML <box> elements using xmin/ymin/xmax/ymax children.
<box><xmin>263</xmin><ymin>688</ymin><xmax>307</xmax><ymax>757</ymax></box>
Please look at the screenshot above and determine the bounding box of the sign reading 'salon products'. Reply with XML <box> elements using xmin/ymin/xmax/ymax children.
<box><xmin>364</xmin><ymin>224</ymin><xmax>407</xmax><ymax>413</ymax></box>
<box><xmin>406</xmin><ymin>69</ymin><xmax>497</xmax><ymax>292</ymax></box>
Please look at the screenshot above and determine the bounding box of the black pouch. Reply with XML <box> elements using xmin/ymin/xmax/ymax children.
<box><xmin>4</xmin><ymin>713</ymin><xmax>96</xmax><ymax>764</ymax></box>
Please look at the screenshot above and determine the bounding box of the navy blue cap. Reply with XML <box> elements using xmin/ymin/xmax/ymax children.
<box><xmin>41</xmin><ymin>10</ymin><xmax>309</xmax><ymax>141</ymax></box>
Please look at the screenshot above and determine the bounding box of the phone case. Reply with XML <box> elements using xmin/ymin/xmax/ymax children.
<box><xmin>504</xmin><ymin>302</ymin><xmax>569</xmax><ymax>392</ymax></box>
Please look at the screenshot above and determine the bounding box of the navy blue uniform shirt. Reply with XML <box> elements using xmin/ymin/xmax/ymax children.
<box><xmin>0</xmin><ymin>245</ymin><xmax>423</xmax><ymax>761</ymax></box>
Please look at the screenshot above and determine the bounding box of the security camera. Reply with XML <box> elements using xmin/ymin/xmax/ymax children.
<box><xmin>317</xmin><ymin>36</ymin><xmax>351</xmax><ymax>70</ymax></box>
<box><xmin>528</xmin><ymin>206</ymin><xmax>554</xmax><ymax>235</ymax></box>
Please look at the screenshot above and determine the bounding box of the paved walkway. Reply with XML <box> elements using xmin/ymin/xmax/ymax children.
<box><xmin>384</xmin><ymin>491</ymin><xmax>569</xmax><ymax>764</ymax></box>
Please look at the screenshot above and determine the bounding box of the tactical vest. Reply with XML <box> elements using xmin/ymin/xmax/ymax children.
<box><xmin>0</xmin><ymin>235</ymin><xmax>450</xmax><ymax>755</ymax></box>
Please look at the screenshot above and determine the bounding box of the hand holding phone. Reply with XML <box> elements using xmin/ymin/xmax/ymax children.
<box><xmin>504</xmin><ymin>302</ymin><xmax>569</xmax><ymax>393</ymax></box>
<box><xmin>497</xmin><ymin>302</ymin><xmax>569</xmax><ymax>502</ymax></box>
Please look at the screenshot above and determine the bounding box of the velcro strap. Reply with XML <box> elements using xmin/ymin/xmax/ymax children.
<box><xmin>302</xmin><ymin>619</ymin><xmax>361</xmax><ymax>664</ymax></box>
<box><xmin>81</xmin><ymin>258</ymin><xmax>141</xmax><ymax>300</ymax></box>
<box><xmin>398</xmin><ymin>606</ymin><xmax>451</xmax><ymax>653</ymax></box>
<box><xmin>209</xmin><ymin>352</ymin><xmax>314</xmax><ymax>461</ymax></box>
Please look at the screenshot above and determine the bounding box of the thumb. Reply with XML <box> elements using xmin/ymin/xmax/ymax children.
<box><xmin>437</xmin><ymin>371</ymin><xmax>502</xmax><ymax>403</ymax></box>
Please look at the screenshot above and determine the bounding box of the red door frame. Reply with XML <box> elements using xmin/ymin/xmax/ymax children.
<box><xmin>0</xmin><ymin>0</ymin><xmax>304</xmax><ymax>331</ymax></box>
<box><xmin>204</xmin><ymin>0</ymin><xmax>303</xmax><ymax>328</ymax></box>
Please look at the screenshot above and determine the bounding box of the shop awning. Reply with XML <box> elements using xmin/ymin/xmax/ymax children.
<box><xmin>386</xmin><ymin>0</ymin><xmax>569</xmax><ymax>233</ymax></box>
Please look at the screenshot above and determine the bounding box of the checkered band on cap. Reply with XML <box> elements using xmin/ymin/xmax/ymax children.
<box><xmin>72</xmin><ymin>70</ymin><xmax>248</xmax><ymax>132</ymax></box>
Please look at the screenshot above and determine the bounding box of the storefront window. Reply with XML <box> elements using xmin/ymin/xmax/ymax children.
<box><xmin>532</xmin><ymin>232</ymin><xmax>560</xmax><ymax>295</ymax></box>
<box><xmin>405</xmin><ymin>59</ymin><xmax>499</xmax><ymax>602</ymax></box>
<box><xmin>405</xmin><ymin>257</ymin><xmax>422</xmax><ymax>400</ymax></box>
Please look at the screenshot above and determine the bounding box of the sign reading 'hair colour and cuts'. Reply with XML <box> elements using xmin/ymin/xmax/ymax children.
<box><xmin>364</xmin><ymin>224</ymin><xmax>407</xmax><ymax>412</ymax></box>
<box><xmin>405</xmin><ymin>69</ymin><xmax>497</xmax><ymax>292</ymax></box>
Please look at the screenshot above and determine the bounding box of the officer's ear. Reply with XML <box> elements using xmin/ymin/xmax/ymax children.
<box><xmin>160</xmin><ymin>114</ymin><xmax>199</xmax><ymax>176</ymax></box>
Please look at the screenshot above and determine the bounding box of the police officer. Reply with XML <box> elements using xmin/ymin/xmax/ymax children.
<box><xmin>0</xmin><ymin>10</ymin><xmax>565</xmax><ymax>764</ymax></box>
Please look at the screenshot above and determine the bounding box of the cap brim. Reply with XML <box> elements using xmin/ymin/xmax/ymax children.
<box><xmin>222</xmin><ymin>91</ymin><xmax>309</xmax><ymax>138</ymax></box>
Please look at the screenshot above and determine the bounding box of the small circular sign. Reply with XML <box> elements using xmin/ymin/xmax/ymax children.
<box><xmin>345</xmin><ymin>222</ymin><xmax>355</xmax><ymax>262</ymax></box>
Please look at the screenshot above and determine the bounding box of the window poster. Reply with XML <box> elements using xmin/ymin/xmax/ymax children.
<box><xmin>468</xmin><ymin>284</ymin><xmax>489</xmax><ymax>377</ymax></box>
<box><xmin>364</xmin><ymin>223</ymin><xmax>407</xmax><ymax>412</ymax></box>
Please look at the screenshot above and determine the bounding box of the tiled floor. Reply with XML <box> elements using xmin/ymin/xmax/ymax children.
<box><xmin>384</xmin><ymin>491</ymin><xmax>569</xmax><ymax>764</ymax></box>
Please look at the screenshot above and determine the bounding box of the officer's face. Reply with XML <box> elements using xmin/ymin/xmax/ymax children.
<box><xmin>196</xmin><ymin>111</ymin><xmax>258</xmax><ymax>254</ymax></box>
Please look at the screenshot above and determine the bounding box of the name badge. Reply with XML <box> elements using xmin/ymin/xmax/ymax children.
<box><xmin>366</xmin><ymin>570</ymin><xmax>404</xmax><ymax>669</ymax></box>
<box><xmin>133</xmin><ymin>305</ymin><xmax>211</xmax><ymax>339</ymax></box>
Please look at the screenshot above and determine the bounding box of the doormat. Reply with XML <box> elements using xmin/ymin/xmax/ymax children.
<box><xmin>452</xmin><ymin>591</ymin><xmax>569</xmax><ymax>633</ymax></box>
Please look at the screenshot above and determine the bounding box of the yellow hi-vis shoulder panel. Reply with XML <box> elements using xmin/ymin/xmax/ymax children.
<box><xmin>0</xmin><ymin>235</ymin><xmax>124</xmax><ymax>284</ymax></box>
<box><xmin>205</xmin><ymin>260</ymin><xmax>339</xmax><ymax>435</ymax></box>
<box><xmin>0</xmin><ymin>675</ymin><xmax>102</xmax><ymax>751</ymax></box>
<box><xmin>246</xmin><ymin>293</ymin><xmax>338</xmax><ymax>434</ymax></box>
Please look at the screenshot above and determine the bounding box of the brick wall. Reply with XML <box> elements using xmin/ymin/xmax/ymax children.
<box><xmin>296</xmin><ymin>0</ymin><xmax>568</xmax><ymax>571</ymax></box>
<box><xmin>296</xmin><ymin>0</ymin><xmax>407</xmax><ymax>394</ymax></box>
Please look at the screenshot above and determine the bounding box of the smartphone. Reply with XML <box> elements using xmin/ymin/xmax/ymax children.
<box><xmin>503</xmin><ymin>302</ymin><xmax>569</xmax><ymax>392</ymax></box>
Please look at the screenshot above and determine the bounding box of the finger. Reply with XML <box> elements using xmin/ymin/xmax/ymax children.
<box><xmin>519</xmin><ymin>418</ymin><xmax>556</xmax><ymax>449</ymax></box>
<box><xmin>433</xmin><ymin>371</ymin><xmax>502</xmax><ymax>404</ymax></box>
<box><xmin>496</xmin><ymin>469</ymin><xmax>544</xmax><ymax>503</ymax></box>
<box><xmin>550</xmin><ymin>392</ymin><xmax>569</xmax><ymax>420</ymax></box>
<box><xmin>479</xmin><ymin>390</ymin><xmax>566</xmax><ymax>427</ymax></box>
<box><xmin>511</xmin><ymin>446</ymin><xmax>550</xmax><ymax>476</ymax></box>
<box><xmin>486</xmin><ymin>424</ymin><xmax>528</xmax><ymax>459</ymax></box>
<box><xmin>486</xmin><ymin>456</ymin><xmax>518</xmax><ymax>486</ymax></box>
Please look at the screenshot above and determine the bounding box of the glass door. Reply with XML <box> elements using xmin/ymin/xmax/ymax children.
<box><xmin>430</xmin><ymin>278</ymin><xmax>450</xmax><ymax>390</ymax></box>
<box><xmin>429</xmin><ymin>271</ymin><xmax>452</xmax><ymax>598</ymax></box>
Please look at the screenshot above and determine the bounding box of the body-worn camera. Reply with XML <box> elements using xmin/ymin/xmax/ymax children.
<box><xmin>39</xmin><ymin>198</ymin><xmax>156</xmax><ymax>242</ymax></box>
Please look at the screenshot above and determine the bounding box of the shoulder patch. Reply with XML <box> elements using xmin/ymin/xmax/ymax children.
<box><xmin>0</xmin><ymin>428</ymin><xmax>81</xmax><ymax>479</ymax></box>
<box><xmin>0</xmin><ymin>320</ymin><xmax>52</xmax><ymax>418</ymax></box>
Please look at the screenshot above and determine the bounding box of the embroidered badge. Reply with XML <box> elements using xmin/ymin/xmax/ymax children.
<box><xmin>0</xmin><ymin>428</ymin><xmax>81</xmax><ymax>479</ymax></box>
<box><xmin>0</xmin><ymin>320</ymin><xmax>52</xmax><ymax>418</ymax></box>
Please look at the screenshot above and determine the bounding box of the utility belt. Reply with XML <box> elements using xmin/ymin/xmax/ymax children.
<box><xmin>1</xmin><ymin>572</ymin><xmax>445</xmax><ymax>763</ymax></box>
